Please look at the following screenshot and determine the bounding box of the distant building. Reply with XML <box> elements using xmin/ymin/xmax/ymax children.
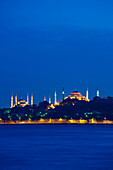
<box><xmin>64</xmin><ymin>89</ymin><xmax>88</xmax><ymax>101</ymax></box>
<box><xmin>10</xmin><ymin>94</ymin><xmax>33</xmax><ymax>108</ymax></box>
<box><xmin>16</xmin><ymin>98</ymin><xmax>29</xmax><ymax>107</ymax></box>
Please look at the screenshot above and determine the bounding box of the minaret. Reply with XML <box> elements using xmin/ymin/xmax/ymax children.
<box><xmin>62</xmin><ymin>88</ymin><xmax>64</xmax><ymax>101</ymax></box>
<box><xmin>27</xmin><ymin>93</ymin><xmax>29</xmax><ymax>104</ymax></box>
<box><xmin>31</xmin><ymin>94</ymin><xmax>33</xmax><ymax>106</ymax></box>
<box><xmin>44</xmin><ymin>96</ymin><xmax>46</xmax><ymax>101</ymax></box>
<box><xmin>86</xmin><ymin>88</ymin><xmax>89</xmax><ymax>101</ymax></box>
<box><xmin>54</xmin><ymin>89</ymin><xmax>57</xmax><ymax>105</ymax></box>
<box><xmin>97</xmin><ymin>88</ymin><xmax>99</xmax><ymax>97</ymax></box>
<box><xmin>49</xmin><ymin>96</ymin><xmax>51</xmax><ymax>104</ymax></box>
<box><xmin>15</xmin><ymin>94</ymin><xmax>17</xmax><ymax>105</ymax></box>
<box><xmin>11</xmin><ymin>94</ymin><xmax>13</xmax><ymax>108</ymax></box>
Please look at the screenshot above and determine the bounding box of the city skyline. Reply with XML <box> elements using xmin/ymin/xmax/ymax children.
<box><xmin>0</xmin><ymin>0</ymin><xmax>113</xmax><ymax>107</ymax></box>
<box><xmin>0</xmin><ymin>86</ymin><xmax>112</xmax><ymax>108</ymax></box>
<box><xmin>10</xmin><ymin>88</ymin><xmax>100</xmax><ymax>108</ymax></box>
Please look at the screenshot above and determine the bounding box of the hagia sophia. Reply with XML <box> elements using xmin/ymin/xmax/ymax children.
<box><xmin>10</xmin><ymin>88</ymin><xmax>99</xmax><ymax>108</ymax></box>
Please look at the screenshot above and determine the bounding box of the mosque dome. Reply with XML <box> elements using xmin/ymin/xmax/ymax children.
<box><xmin>18</xmin><ymin>99</ymin><xmax>26</xmax><ymax>102</ymax></box>
<box><xmin>67</xmin><ymin>89</ymin><xmax>86</xmax><ymax>101</ymax></box>
<box><xmin>10</xmin><ymin>94</ymin><xmax>33</xmax><ymax>108</ymax></box>
<box><xmin>17</xmin><ymin>98</ymin><xmax>29</xmax><ymax>107</ymax></box>
<box><xmin>69</xmin><ymin>90</ymin><xmax>83</xmax><ymax>100</ymax></box>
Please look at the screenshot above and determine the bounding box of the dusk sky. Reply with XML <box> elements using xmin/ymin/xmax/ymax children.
<box><xmin>0</xmin><ymin>0</ymin><xmax>113</xmax><ymax>107</ymax></box>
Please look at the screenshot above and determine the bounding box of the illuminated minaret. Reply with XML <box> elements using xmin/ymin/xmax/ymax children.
<box><xmin>15</xmin><ymin>94</ymin><xmax>17</xmax><ymax>105</ymax></box>
<box><xmin>54</xmin><ymin>89</ymin><xmax>57</xmax><ymax>105</ymax></box>
<box><xmin>31</xmin><ymin>94</ymin><xmax>33</xmax><ymax>106</ymax></box>
<box><xmin>27</xmin><ymin>93</ymin><xmax>29</xmax><ymax>104</ymax></box>
<box><xmin>97</xmin><ymin>88</ymin><xmax>99</xmax><ymax>97</ymax></box>
<box><xmin>44</xmin><ymin>96</ymin><xmax>46</xmax><ymax>101</ymax></box>
<box><xmin>62</xmin><ymin>88</ymin><xmax>64</xmax><ymax>101</ymax></box>
<box><xmin>86</xmin><ymin>88</ymin><xmax>88</xmax><ymax>101</ymax></box>
<box><xmin>11</xmin><ymin>94</ymin><xmax>13</xmax><ymax>108</ymax></box>
<box><xmin>49</xmin><ymin>96</ymin><xmax>51</xmax><ymax>104</ymax></box>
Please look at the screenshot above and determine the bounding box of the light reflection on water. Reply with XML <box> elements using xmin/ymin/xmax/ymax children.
<box><xmin>0</xmin><ymin>124</ymin><xmax>113</xmax><ymax>170</ymax></box>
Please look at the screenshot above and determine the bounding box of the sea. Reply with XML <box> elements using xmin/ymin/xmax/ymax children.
<box><xmin>0</xmin><ymin>124</ymin><xmax>113</xmax><ymax>170</ymax></box>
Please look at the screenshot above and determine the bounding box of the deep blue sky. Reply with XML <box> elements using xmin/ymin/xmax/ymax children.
<box><xmin>0</xmin><ymin>0</ymin><xmax>113</xmax><ymax>108</ymax></box>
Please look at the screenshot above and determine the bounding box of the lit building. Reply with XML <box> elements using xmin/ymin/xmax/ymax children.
<box><xmin>16</xmin><ymin>98</ymin><xmax>29</xmax><ymax>107</ymax></box>
<box><xmin>65</xmin><ymin>89</ymin><xmax>88</xmax><ymax>101</ymax></box>
<box><xmin>10</xmin><ymin>94</ymin><xmax>33</xmax><ymax>107</ymax></box>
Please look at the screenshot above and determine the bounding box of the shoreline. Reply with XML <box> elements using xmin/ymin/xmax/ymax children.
<box><xmin>0</xmin><ymin>118</ymin><xmax>113</xmax><ymax>125</ymax></box>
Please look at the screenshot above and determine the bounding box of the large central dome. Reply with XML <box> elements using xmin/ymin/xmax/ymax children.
<box><xmin>68</xmin><ymin>90</ymin><xmax>83</xmax><ymax>100</ymax></box>
<box><xmin>17</xmin><ymin>98</ymin><xmax>29</xmax><ymax>107</ymax></box>
<box><xmin>64</xmin><ymin>89</ymin><xmax>87</xmax><ymax>101</ymax></box>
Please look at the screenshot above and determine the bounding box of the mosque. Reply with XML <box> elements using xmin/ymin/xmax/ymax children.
<box><xmin>10</xmin><ymin>88</ymin><xmax>99</xmax><ymax>108</ymax></box>
<box><xmin>11</xmin><ymin>94</ymin><xmax>33</xmax><ymax>108</ymax></box>
<box><xmin>65</xmin><ymin>89</ymin><xmax>88</xmax><ymax>101</ymax></box>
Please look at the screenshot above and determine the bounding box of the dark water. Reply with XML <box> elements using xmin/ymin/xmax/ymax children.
<box><xmin>0</xmin><ymin>124</ymin><xmax>113</xmax><ymax>170</ymax></box>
